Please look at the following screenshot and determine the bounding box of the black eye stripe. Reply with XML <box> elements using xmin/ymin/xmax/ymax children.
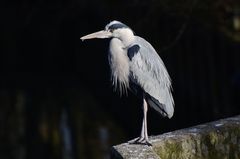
<box><xmin>108</xmin><ymin>23</ymin><xmax>128</xmax><ymax>30</ymax></box>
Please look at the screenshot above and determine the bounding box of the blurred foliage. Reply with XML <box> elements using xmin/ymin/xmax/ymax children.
<box><xmin>0</xmin><ymin>88</ymin><xmax>125</xmax><ymax>159</ymax></box>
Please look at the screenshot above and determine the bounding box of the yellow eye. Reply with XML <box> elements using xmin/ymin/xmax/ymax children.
<box><xmin>109</xmin><ymin>29</ymin><xmax>114</xmax><ymax>33</ymax></box>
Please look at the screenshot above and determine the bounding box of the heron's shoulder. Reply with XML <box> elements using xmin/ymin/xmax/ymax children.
<box><xmin>134</xmin><ymin>36</ymin><xmax>153</xmax><ymax>46</ymax></box>
<box><xmin>127</xmin><ymin>36</ymin><xmax>161</xmax><ymax>63</ymax></box>
<box><xmin>134</xmin><ymin>36</ymin><xmax>149</xmax><ymax>43</ymax></box>
<box><xmin>134</xmin><ymin>36</ymin><xmax>157</xmax><ymax>53</ymax></box>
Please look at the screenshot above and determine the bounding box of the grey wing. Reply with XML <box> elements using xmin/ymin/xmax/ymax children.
<box><xmin>129</xmin><ymin>36</ymin><xmax>174</xmax><ymax>118</ymax></box>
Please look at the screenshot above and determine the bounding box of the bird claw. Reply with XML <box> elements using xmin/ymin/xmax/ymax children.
<box><xmin>128</xmin><ymin>137</ymin><xmax>152</xmax><ymax>146</ymax></box>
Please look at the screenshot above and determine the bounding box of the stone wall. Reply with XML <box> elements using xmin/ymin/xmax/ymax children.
<box><xmin>111</xmin><ymin>115</ymin><xmax>240</xmax><ymax>159</ymax></box>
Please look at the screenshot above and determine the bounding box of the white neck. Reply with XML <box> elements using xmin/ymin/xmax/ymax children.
<box><xmin>122</xmin><ymin>34</ymin><xmax>135</xmax><ymax>47</ymax></box>
<box><xmin>116</xmin><ymin>29</ymin><xmax>135</xmax><ymax>47</ymax></box>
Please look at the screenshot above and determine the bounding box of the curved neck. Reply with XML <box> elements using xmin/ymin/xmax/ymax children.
<box><xmin>122</xmin><ymin>35</ymin><xmax>135</xmax><ymax>47</ymax></box>
<box><xmin>118</xmin><ymin>29</ymin><xmax>135</xmax><ymax>47</ymax></box>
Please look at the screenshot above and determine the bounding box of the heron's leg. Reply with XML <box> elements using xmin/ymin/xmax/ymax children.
<box><xmin>137</xmin><ymin>111</ymin><xmax>145</xmax><ymax>142</ymax></box>
<box><xmin>128</xmin><ymin>98</ymin><xmax>145</xmax><ymax>144</ymax></box>
<box><xmin>143</xmin><ymin>98</ymin><xmax>149</xmax><ymax>141</ymax></box>
<box><xmin>137</xmin><ymin>98</ymin><xmax>147</xmax><ymax>142</ymax></box>
<box><xmin>128</xmin><ymin>97</ymin><xmax>151</xmax><ymax>146</ymax></box>
<box><xmin>139</xmin><ymin>98</ymin><xmax>151</xmax><ymax>146</ymax></box>
<box><xmin>134</xmin><ymin>98</ymin><xmax>151</xmax><ymax>146</ymax></box>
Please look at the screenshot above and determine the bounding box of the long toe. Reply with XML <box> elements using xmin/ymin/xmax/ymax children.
<box><xmin>137</xmin><ymin>137</ymin><xmax>145</xmax><ymax>143</ymax></box>
<box><xmin>128</xmin><ymin>137</ymin><xmax>144</xmax><ymax>144</ymax></box>
<box><xmin>128</xmin><ymin>138</ymin><xmax>152</xmax><ymax>146</ymax></box>
<box><xmin>138</xmin><ymin>139</ymin><xmax>152</xmax><ymax>146</ymax></box>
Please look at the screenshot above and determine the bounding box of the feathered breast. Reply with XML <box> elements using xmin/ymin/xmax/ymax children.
<box><xmin>108</xmin><ymin>38</ymin><xmax>130</xmax><ymax>95</ymax></box>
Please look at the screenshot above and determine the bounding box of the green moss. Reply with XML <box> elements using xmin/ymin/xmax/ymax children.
<box><xmin>155</xmin><ymin>140</ymin><xmax>183</xmax><ymax>159</ymax></box>
<box><xmin>154</xmin><ymin>137</ymin><xmax>198</xmax><ymax>159</ymax></box>
<box><xmin>153</xmin><ymin>125</ymin><xmax>240</xmax><ymax>159</ymax></box>
<box><xmin>110</xmin><ymin>116</ymin><xmax>240</xmax><ymax>159</ymax></box>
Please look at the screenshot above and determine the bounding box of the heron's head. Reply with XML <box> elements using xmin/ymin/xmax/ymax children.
<box><xmin>80</xmin><ymin>21</ymin><xmax>135</xmax><ymax>45</ymax></box>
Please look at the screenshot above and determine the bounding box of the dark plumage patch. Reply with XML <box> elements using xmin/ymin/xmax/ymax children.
<box><xmin>127</xmin><ymin>45</ymin><xmax>140</xmax><ymax>61</ymax></box>
<box><xmin>129</xmin><ymin>81</ymin><xmax>143</xmax><ymax>99</ymax></box>
<box><xmin>108</xmin><ymin>23</ymin><xmax>128</xmax><ymax>31</ymax></box>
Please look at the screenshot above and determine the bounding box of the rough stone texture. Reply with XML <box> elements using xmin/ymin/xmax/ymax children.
<box><xmin>111</xmin><ymin>115</ymin><xmax>240</xmax><ymax>159</ymax></box>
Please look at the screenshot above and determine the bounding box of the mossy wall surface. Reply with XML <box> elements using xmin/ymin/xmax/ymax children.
<box><xmin>111</xmin><ymin>115</ymin><xmax>240</xmax><ymax>159</ymax></box>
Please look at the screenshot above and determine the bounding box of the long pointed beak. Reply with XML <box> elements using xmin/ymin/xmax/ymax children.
<box><xmin>80</xmin><ymin>30</ymin><xmax>112</xmax><ymax>41</ymax></box>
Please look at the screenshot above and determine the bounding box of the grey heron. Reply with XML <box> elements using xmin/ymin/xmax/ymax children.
<box><xmin>80</xmin><ymin>20</ymin><xmax>174</xmax><ymax>145</ymax></box>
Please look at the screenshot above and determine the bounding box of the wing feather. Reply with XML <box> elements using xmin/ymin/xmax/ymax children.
<box><xmin>129</xmin><ymin>36</ymin><xmax>174</xmax><ymax>118</ymax></box>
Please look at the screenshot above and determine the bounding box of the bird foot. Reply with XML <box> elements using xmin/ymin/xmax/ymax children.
<box><xmin>128</xmin><ymin>137</ymin><xmax>152</xmax><ymax>146</ymax></box>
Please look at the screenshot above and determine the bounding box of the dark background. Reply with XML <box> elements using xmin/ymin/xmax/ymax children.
<box><xmin>1</xmin><ymin>0</ymin><xmax>240</xmax><ymax>159</ymax></box>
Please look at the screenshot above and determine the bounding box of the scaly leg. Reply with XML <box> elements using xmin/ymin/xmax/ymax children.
<box><xmin>136</xmin><ymin>112</ymin><xmax>145</xmax><ymax>142</ymax></box>
<box><xmin>143</xmin><ymin>98</ymin><xmax>149</xmax><ymax>142</ymax></box>
<box><xmin>128</xmin><ymin>97</ymin><xmax>152</xmax><ymax>146</ymax></box>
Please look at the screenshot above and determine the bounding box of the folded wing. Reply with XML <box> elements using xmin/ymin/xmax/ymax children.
<box><xmin>128</xmin><ymin>36</ymin><xmax>174</xmax><ymax>118</ymax></box>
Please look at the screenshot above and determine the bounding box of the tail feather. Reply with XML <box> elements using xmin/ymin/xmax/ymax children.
<box><xmin>129</xmin><ymin>82</ymin><xmax>173</xmax><ymax>118</ymax></box>
<box><xmin>145</xmin><ymin>93</ymin><xmax>168</xmax><ymax>117</ymax></box>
